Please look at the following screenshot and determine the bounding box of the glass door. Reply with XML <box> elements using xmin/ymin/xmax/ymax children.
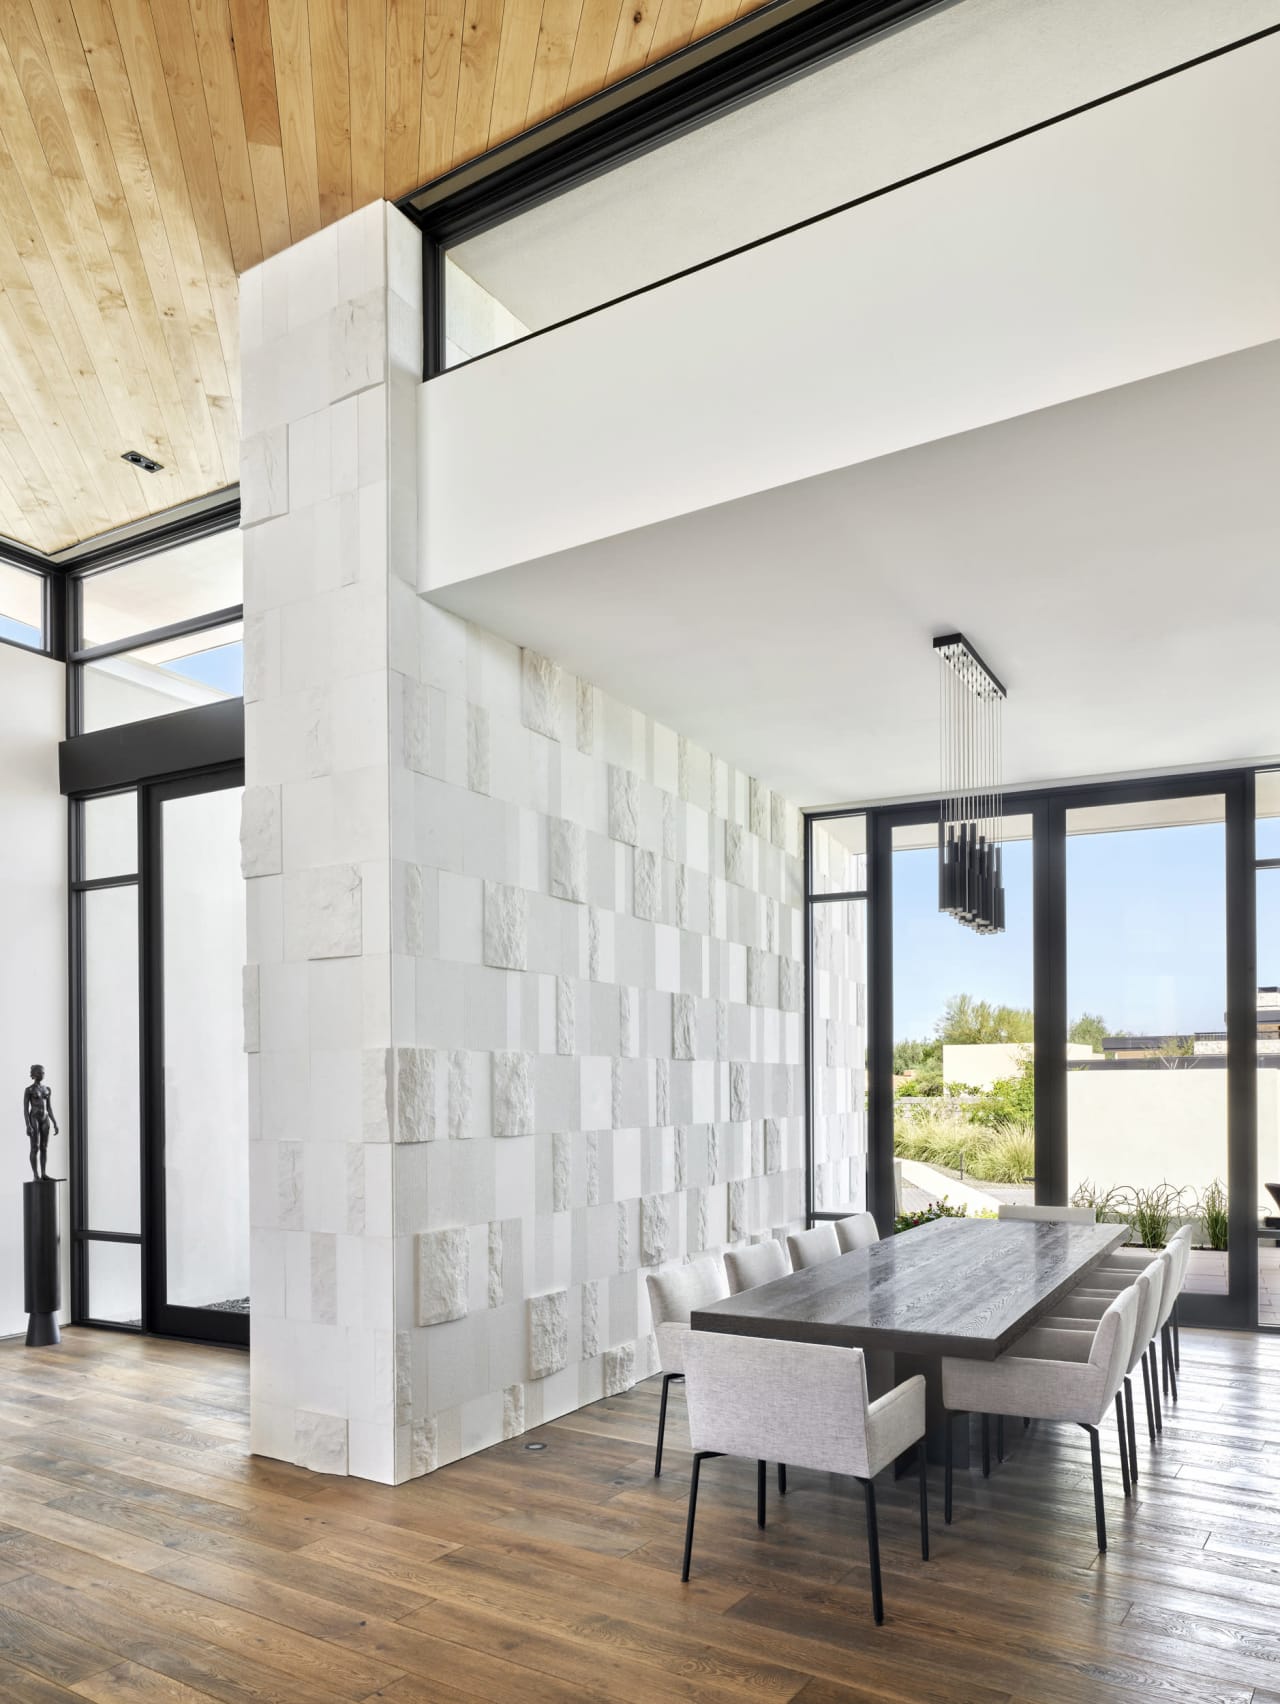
<box><xmin>145</xmin><ymin>771</ymin><xmax>249</xmax><ymax>1344</ymax></box>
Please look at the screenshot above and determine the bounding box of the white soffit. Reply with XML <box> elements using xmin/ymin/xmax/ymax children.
<box><xmin>428</xmin><ymin>341</ymin><xmax>1280</xmax><ymax>809</ymax></box>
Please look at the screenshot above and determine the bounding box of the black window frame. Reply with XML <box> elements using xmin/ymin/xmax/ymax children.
<box><xmin>806</xmin><ymin>768</ymin><xmax>1260</xmax><ymax>1331</ymax></box>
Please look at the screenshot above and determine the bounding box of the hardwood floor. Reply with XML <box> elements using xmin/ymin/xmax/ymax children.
<box><xmin>0</xmin><ymin>1327</ymin><xmax>1277</xmax><ymax>1702</ymax></box>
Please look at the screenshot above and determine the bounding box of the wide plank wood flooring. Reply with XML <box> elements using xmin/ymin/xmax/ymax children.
<box><xmin>0</xmin><ymin>1327</ymin><xmax>1277</xmax><ymax>1702</ymax></box>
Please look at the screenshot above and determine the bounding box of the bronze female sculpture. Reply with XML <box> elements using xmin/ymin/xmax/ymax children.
<box><xmin>24</xmin><ymin>1064</ymin><xmax>58</xmax><ymax>1182</ymax></box>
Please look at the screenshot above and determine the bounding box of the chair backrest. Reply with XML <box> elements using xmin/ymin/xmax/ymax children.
<box><xmin>786</xmin><ymin>1223</ymin><xmax>841</xmax><ymax>1270</ymax></box>
<box><xmin>1088</xmin><ymin>1284</ymin><xmax>1140</xmax><ymax>1406</ymax></box>
<box><xmin>998</xmin><ymin>1204</ymin><xmax>1096</xmax><ymax>1225</ymax></box>
<box><xmin>684</xmin><ymin>1328</ymin><xmax>877</xmax><ymax>1478</ymax></box>
<box><xmin>724</xmin><ymin>1239</ymin><xmax>789</xmax><ymax>1295</ymax></box>
<box><xmin>1126</xmin><ymin>1261</ymin><xmax>1164</xmax><ymax>1373</ymax></box>
<box><xmin>645</xmin><ymin>1255</ymin><xmax>727</xmax><ymax>1330</ymax></box>
<box><xmin>834</xmin><ymin>1211</ymin><xmax>879</xmax><ymax>1254</ymax></box>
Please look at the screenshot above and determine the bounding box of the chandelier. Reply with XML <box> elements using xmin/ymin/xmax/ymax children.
<box><xmin>935</xmin><ymin>633</ymin><xmax>1006</xmax><ymax>935</ymax></box>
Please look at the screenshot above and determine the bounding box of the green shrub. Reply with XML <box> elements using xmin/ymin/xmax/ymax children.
<box><xmin>894</xmin><ymin>1197</ymin><xmax>967</xmax><ymax>1234</ymax></box>
<box><xmin>968</xmin><ymin>1054</ymin><xmax>1036</xmax><ymax>1128</ymax></box>
<box><xmin>1071</xmin><ymin>1179</ymin><xmax>1127</xmax><ymax>1222</ymax></box>
<box><xmin>966</xmin><ymin>1121</ymin><xmax>1036</xmax><ymax>1184</ymax></box>
<box><xmin>1126</xmin><ymin>1183</ymin><xmax>1188</xmax><ymax>1249</ymax></box>
<box><xmin>1199</xmin><ymin>1179</ymin><xmax>1228</xmax><ymax>1251</ymax></box>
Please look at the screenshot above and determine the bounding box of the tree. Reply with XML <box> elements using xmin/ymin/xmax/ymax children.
<box><xmin>936</xmin><ymin>994</ymin><xmax>1034</xmax><ymax>1045</ymax></box>
<box><xmin>893</xmin><ymin>1038</ymin><xmax>941</xmax><ymax>1076</ymax></box>
<box><xmin>1068</xmin><ymin>1012</ymin><xmax>1109</xmax><ymax>1053</ymax></box>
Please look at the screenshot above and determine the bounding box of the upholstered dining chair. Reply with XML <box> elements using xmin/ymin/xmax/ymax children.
<box><xmin>834</xmin><ymin>1211</ymin><xmax>880</xmax><ymax>1253</ymax></box>
<box><xmin>1097</xmin><ymin>1225</ymin><xmax>1192</xmax><ymax>1390</ymax></box>
<box><xmin>941</xmin><ymin>1285</ymin><xmax>1139</xmax><ymax>1552</ymax></box>
<box><xmin>645</xmin><ymin>1256</ymin><xmax>728</xmax><ymax>1477</ymax></box>
<box><xmin>996</xmin><ymin>1204</ymin><xmax>1097</xmax><ymax>1224</ymax></box>
<box><xmin>1033</xmin><ymin>1258</ymin><xmax>1164</xmax><ymax>1481</ymax></box>
<box><xmin>786</xmin><ymin>1223</ymin><xmax>841</xmax><ymax>1270</ymax></box>
<box><xmin>681</xmin><ymin>1330</ymin><xmax>928</xmax><ymax>1623</ymax></box>
<box><xmin>724</xmin><ymin>1239</ymin><xmax>789</xmax><ymax>1295</ymax></box>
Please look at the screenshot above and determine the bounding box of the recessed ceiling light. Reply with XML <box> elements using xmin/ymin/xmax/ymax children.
<box><xmin>122</xmin><ymin>450</ymin><xmax>163</xmax><ymax>473</ymax></box>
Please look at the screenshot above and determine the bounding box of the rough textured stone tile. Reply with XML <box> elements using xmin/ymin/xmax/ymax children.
<box><xmin>555</xmin><ymin>976</ymin><xmax>575</xmax><ymax>1055</ymax></box>
<box><xmin>467</xmin><ymin>702</ymin><xmax>490</xmax><ymax>794</ymax></box>
<box><xmin>634</xmin><ymin>848</ymin><xmax>660</xmax><ymax>921</ymax></box>
<box><xmin>677</xmin><ymin>735</ymin><xmax>689</xmax><ymax>803</ymax></box>
<box><xmin>655</xmin><ymin>1058</ymin><xmax>669</xmax><ymax>1126</ymax></box>
<box><xmin>608</xmin><ymin>765</ymin><xmax>639</xmax><ymax>845</ymax></box>
<box><xmin>483</xmin><ymin>880</ymin><xmax>527</xmax><ymax>969</ymax></box>
<box><xmin>549</xmin><ymin>818</ymin><xmax>588</xmax><ymax>903</ymax></box>
<box><xmin>493</xmin><ymin>1050</ymin><xmax>533</xmax><ymax>1136</ymax></box>
<box><xmin>552</xmin><ymin>1132</ymin><xmax>571</xmax><ymax>1213</ymax></box>
<box><xmin>662</xmin><ymin>796</ymin><xmax>678</xmax><ymax>862</ymax></box>
<box><xmin>582</xmin><ymin>1279</ymin><xmax>600</xmax><ymax>1358</ymax></box>
<box><xmin>619</xmin><ymin>987</ymin><xmax>637</xmax><ymax>1058</ymax></box>
<box><xmin>675</xmin><ymin>866</ymin><xmax>689</xmax><ymax>928</ymax></box>
<box><xmin>746</xmin><ymin>947</ymin><xmax>766</xmax><ymax>1008</ymax></box>
<box><xmin>771</xmin><ymin>792</ymin><xmax>787</xmax><ymax>849</ymax></box>
<box><xmin>296</xmin><ymin>1411</ymin><xmax>347</xmax><ymax>1475</ymax></box>
<box><xmin>641</xmin><ymin>1195</ymin><xmax>668</xmax><ymax>1266</ymax></box>
<box><xmin>412</xmin><ymin>1417</ymin><xmax>438</xmax><ymax>1475</ymax></box>
<box><xmin>586</xmin><ymin>1132</ymin><xmax>600</xmax><ymax>1206</ymax></box>
<box><xmin>781</xmin><ymin>958</ymin><xmax>804</xmax><ymax>1012</ymax></box>
<box><xmin>750</xmin><ymin>777</ymin><xmax>769</xmax><ymax>837</ymax></box>
<box><xmin>724</xmin><ymin>822</ymin><xmax>748</xmax><ymax>887</ymax></box>
<box><xmin>617</xmin><ymin>1200</ymin><xmax>629</xmax><ymax>1269</ymax></box>
<box><xmin>604</xmin><ymin>1342</ymin><xmax>635</xmax><ymax>1397</ymax></box>
<box><xmin>673</xmin><ymin>994</ymin><xmax>696</xmax><ymax>1061</ymax></box>
<box><xmin>396</xmin><ymin>1047</ymin><xmax>437</xmax><ymax>1141</ymax></box>
<box><xmin>730</xmin><ymin>1061</ymin><xmax>750</xmax><ymax>1123</ymax></box>
<box><xmin>707</xmin><ymin>1129</ymin><xmax>720</xmax><ymax>1185</ymax></box>
<box><xmin>728</xmin><ymin>1179</ymin><xmax>746</xmax><ymax>1243</ymax></box>
<box><xmin>241</xmin><ymin>785</ymin><xmax>282</xmax><ymax>877</ymax></box>
<box><xmin>503</xmin><ymin>1383</ymin><xmax>525</xmax><ymax>1439</ymax></box>
<box><xmin>488</xmin><ymin>1222</ymin><xmax>504</xmax><ymax>1308</ymax></box>
<box><xmin>576</xmin><ymin>678</ymin><xmax>594</xmax><ymax>754</ymax></box>
<box><xmin>528</xmin><ymin>1289</ymin><xmax>568</xmax><ymax>1380</ymax></box>
<box><xmin>765</xmin><ymin>1118</ymin><xmax>782</xmax><ymax>1175</ymax></box>
<box><xmin>311</xmin><ymin>1234</ymin><xmax>337</xmax><ymax>1324</ymax></box>
<box><xmin>402</xmin><ymin>677</ymin><xmax>431</xmax><ymax>774</ymax></box>
<box><xmin>674</xmin><ymin>1125</ymin><xmax>688</xmax><ymax>1189</ymax></box>
<box><xmin>448</xmin><ymin>1050</ymin><xmax>471</xmax><ymax>1140</ymax></box>
<box><xmin>303</xmin><ymin>864</ymin><xmax>362</xmax><ymax>958</ymax></box>
<box><xmin>521</xmin><ymin>649</ymin><xmax>562</xmax><ymax>740</ymax></box>
<box><xmin>416</xmin><ymin>1227</ymin><xmax>469</xmax><ymax>1326</ymax></box>
<box><xmin>278</xmin><ymin>1142</ymin><xmax>303</xmax><ymax>1229</ymax></box>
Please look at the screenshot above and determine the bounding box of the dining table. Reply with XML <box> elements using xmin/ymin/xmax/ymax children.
<box><xmin>690</xmin><ymin>1215</ymin><xmax>1129</xmax><ymax>1465</ymax></box>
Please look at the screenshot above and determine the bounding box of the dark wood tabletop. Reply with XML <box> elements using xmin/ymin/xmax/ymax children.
<box><xmin>691</xmin><ymin>1217</ymin><xmax>1130</xmax><ymax>1360</ymax></box>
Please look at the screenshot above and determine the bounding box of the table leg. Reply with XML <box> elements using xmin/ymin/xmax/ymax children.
<box><xmin>892</xmin><ymin>1352</ymin><xmax>968</xmax><ymax>1472</ymax></box>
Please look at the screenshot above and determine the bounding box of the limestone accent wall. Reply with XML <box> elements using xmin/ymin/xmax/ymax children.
<box><xmin>387</xmin><ymin>611</ymin><xmax>811</xmax><ymax>1470</ymax></box>
<box><xmin>239</xmin><ymin>199</ymin><xmax>422</xmax><ymax>1482</ymax></box>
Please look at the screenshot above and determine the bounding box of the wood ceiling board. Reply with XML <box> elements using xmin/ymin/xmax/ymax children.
<box><xmin>0</xmin><ymin>0</ymin><xmax>778</xmax><ymax>552</ymax></box>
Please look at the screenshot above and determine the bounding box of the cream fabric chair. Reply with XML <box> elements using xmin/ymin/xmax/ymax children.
<box><xmin>941</xmin><ymin>1285</ymin><xmax>1139</xmax><ymax>1551</ymax></box>
<box><xmin>724</xmin><ymin>1240</ymin><xmax>789</xmax><ymax>1295</ymax></box>
<box><xmin>645</xmin><ymin>1256</ymin><xmax>729</xmax><ymax>1477</ymax></box>
<box><xmin>682</xmin><ymin>1330</ymin><xmax>928</xmax><ymax>1623</ymax></box>
<box><xmin>786</xmin><ymin>1223</ymin><xmax>841</xmax><ymax>1270</ymax></box>
<box><xmin>997</xmin><ymin>1204</ymin><xmax>1096</xmax><ymax>1224</ymax></box>
<box><xmin>1035</xmin><ymin>1258</ymin><xmax>1164</xmax><ymax>1482</ymax></box>
<box><xmin>1097</xmin><ymin>1225</ymin><xmax>1192</xmax><ymax>1393</ymax></box>
<box><xmin>834</xmin><ymin>1211</ymin><xmax>880</xmax><ymax>1253</ymax></box>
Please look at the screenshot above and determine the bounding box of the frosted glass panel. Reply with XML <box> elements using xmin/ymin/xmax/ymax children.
<box><xmin>82</xmin><ymin>792</ymin><xmax>137</xmax><ymax>880</ymax></box>
<box><xmin>162</xmin><ymin>787</ymin><xmax>249</xmax><ymax>1313</ymax></box>
<box><xmin>84</xmin><ymin>885</ymin><xmax>140</xmax><ymax>1234</ymax></box>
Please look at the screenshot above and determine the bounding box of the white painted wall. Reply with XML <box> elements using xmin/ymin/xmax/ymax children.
<box><xmin>0</xmin><ymin>645</ymin><xmax>67</xmax><ymax>1337</ymax></box>
<box><xmin>421</xmin><ymin>31</ymin><xmax>1280</xmax><ymax>590</ymax></box>
<box><xmin>943</xmin><ymin>1042</ymin><xmax>1095</xmax><ymax>1089</ymax></box>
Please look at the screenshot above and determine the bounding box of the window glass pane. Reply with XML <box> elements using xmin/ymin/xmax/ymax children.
<box><xmin>162</xmin><ymin>787</ymin><xmax>250</xmax><ymax>1313</ymax></box>
<box><xmin>0</xmin><ymin>560</ymin><xmax>43</xmax><ymax>649</ymax></box>
<box><xmin>440</xmin><ymin>8</ymin><xmax>1252</xmax><ymax>365</ymax></box>
<box><xmin>811</xmin><ymin>898</ymin><xmax>867</xmax><ymax>1214</ymax></box>
<box><xmin>1258</xmin><ymin>768</ymin><xmax>1280</xmax><ymax>861</ymax></box>
<box><xmin>1066</xmin><ymin>796</ymin><xmax>1226</xmax><ymax>1297</ymax></box>
<box><xmin>82</xmin><ymin>792</ymin><xmax>137</xmax><ymax>881</ymax></box>
<box><xmin>891</xmin><ymin>815</ymin><xmax>1034</xmax><ymax>1215</ymax></box>
<box><xmin>88</xmin><ymin>1241</ymin><xmax>141</xmax><ymax>1327</ymax></box>
<box><xmin>84</xmin><ymin>885</ymin><xmax>140</xmax><ymax>1233</ymax></box>
<box><xmin>81</xmin><ymin>622</ymin><xmax>243</xmax><ymax>734</ymax></box>
<box><xmin>79</xmin><ymin>527</ymin><xmax>242</xmax><ymax>648</ymax></box>
<box><xmin>810</xmin><ymin>815</ymin><xmax>866</xmax><ymax>895</ymax></box>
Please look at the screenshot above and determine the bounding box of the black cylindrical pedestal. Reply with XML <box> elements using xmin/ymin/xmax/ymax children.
<box><xmin>23</xmin><ymin>1179</ymin><xmax>60</xmax><ymax>1347</ymax></box>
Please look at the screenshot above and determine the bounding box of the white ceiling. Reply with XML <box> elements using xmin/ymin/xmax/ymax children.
<box><xmin>429</xmin><ymin>340</ymin><xmax>1280</xmax><ymax>809</ymax></box>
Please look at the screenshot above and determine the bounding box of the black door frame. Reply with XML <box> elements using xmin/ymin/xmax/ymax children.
<box><xmin>807</xmin><ymin>766</ymin><xmax>1259</xmax><ymax>1331</ymax></box>
<box><xmin>141</xmin><ymin>765</ymin><xmax>248</xmax><ymax>1347</ymax></box>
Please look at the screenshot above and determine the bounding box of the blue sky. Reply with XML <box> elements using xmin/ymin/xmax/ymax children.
<box><xmin>160</xmin><ymin>640</ymin><xmax>243</xmax><ymax>696</ymax></box>
<box><xmin>893</xmin><ymin>823</ymin><xmax>1243</xmax><ymax>1043</ymax></box>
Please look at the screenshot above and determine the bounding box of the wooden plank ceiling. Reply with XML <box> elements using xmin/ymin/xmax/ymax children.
<box><xmin>0</xmin><ymin>0</ymin><xmax>770</xmax><ymax>555</ymax></box>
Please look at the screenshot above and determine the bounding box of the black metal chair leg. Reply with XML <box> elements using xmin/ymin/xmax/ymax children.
<box><xmin>1124</xmin><ymin>1376</ymin><xmax>1139</xmax><ymax>1484</ymax></box>
<box><xmin>1160</xmin><ymin>1327</ymin><xmax>1170</xmax><ymax>1399</ymax></box>
<box><xmin>1149</xmin><ymin>1343</ymin><xmax>1163</xmax><ymax>1433</ymax></box>
<box><xmin>1115</xmin><ymin>1391</ymin><xmax>1131</xmax><ymax>1498</ymax></box>
<box><xmin>918</xmin><ymin>1440</ymin><xmax>929</xmax><ymax>1561</ymax></box>
<box><xmin>944</xmin><ymin>1412</ymin><xmax>954</xmax><ymax>1525</ymax></box>
<box><xmin>681</xmin><ymin>1451</ymin><xmax>711</xmax><ymax>1581</ymax></box>
<box><xmin>655</xmin><ymin>1373</ymin><xmax>679</xmax><ymax>1477</ymax></box>
<box><xmin>777</xmin><ymin>1462</ymin><xmax>787</xmax><ymax>1496</ymax></box>
<box><xmin>996</xmin><ymin>1415</ymin><xmax>1004</xmax><ymax>1464</ymax></box>
<box><xmin>1083</xmin><ymin>1423</ymin><xmax>1107</xmax><ymax>1552</ymax></box>
<box><xmin>981</xmin><ymin>1414</ymin><xmax>991</xmax><ymax>1478</ymax></box>
<box><xmin>757</xmin><ymin>1459</ymin><xmax>766</xmax><ymax>1529</ymax></box>
<box><xmin>1172</xmin><ymin>1301</ymin><xmax>1180</xmax><ymax>1373</ymax></box>
<box><xmin>860</xmin><ymin>1477</ymin><xmax>884</xmax><ymax>1625</ymax></box>
<box><xmin>1164</xmin><ymin>1325</ymin><xmax>1178</xmax><ymax>1404</ymax></box>
<box><xmin>1140</xmin><ymin>1350</ymin><xmax>1156</xmax><ymax>1443</ymax></box>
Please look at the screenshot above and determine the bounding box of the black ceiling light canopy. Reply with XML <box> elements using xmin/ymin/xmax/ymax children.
<box><xmin>935</xmin><ymin>632</ymin><xmax>1006</xmax><ymax>935</ymax></box>
<box><xmin>122</xmin><ymin>450</ymin><xmax>163</xmax><ymax>473</ymax></box>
